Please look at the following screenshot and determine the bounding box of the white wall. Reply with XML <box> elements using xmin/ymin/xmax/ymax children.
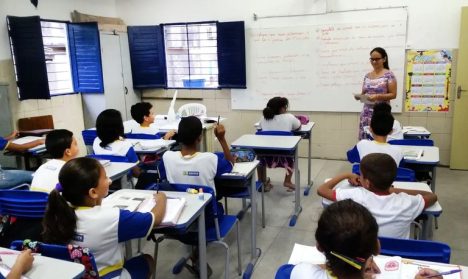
<box><xmin>0</xmin><ymin>0</ymin><xmax>118</xmax><ymax>156</ymax></box>
<box><xmin>115</xmin><ymin>0</ymin><xmax>468</xmax><ymax>165</ymax></box>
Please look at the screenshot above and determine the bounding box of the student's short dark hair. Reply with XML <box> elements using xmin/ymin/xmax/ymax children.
<box><xmin>178</xmin><ymin>116</ymin><xmax>202</xmax><ymax>145</ymax></box>
<box><xmin>45</xmin><ymin>129</ymin><xmax>74</xmax><ymax>159</ymax></box>
<box><xmin>370</xmin><ymin>109</ymin><xmax>394</xmax><ymax>136</ymax></box>
<box><xmin>96</xmin><ymin>109</ymin><xmax>124</xmax><ymax>148</ymax></box>
<box><xmin>373</xmin><ymin>102</ymin><xmax>392</xmax><ymax>114</ymax></box>
<box><xmin>316</xmin><ymin>199</ymin><xmax>379</xmax><ymax>278</ymax></box>
<box><xmin>131</xmin><ymin>102</ymin><xmax>153</xmax><ymax>124</ymax></box>
<box><xmin>360</xmin><ymin>153</ymin><xmax>397</xmax><ymax>190</ymax></box>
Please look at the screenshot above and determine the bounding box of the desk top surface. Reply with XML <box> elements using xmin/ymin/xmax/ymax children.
<box><xmin>0</xmin><ymin>247</ymin><xmax>84</xmax><ymax>279</ymax></box>
<box><xmin>232</xmin><ymin>134</ymin><xmax>302</xmax><ymax>150</ymax></box>
<box><xmin>399</xmin><ymin>145</ymin><xmax>440</xmax><ymax>164</ymax></box>
<box><xmin>105</xmin><ymin>189</ymin><xmax>212</xmax><ymax>229</ymax></box>
<box><xmin>104</xmin><ymin>162</ymin><xmax>138</xmax><ymax>181</ymax></box>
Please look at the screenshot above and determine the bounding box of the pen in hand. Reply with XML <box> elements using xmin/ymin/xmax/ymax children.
<box><xmin>424</xmin><ymin>269</ymin><xmax>462</xmax><ymax>278</ymax></box>
<box><xmin>217</xmin><ymin>115</ymin><xmax>220</xmax><ymax>124</ymax></box>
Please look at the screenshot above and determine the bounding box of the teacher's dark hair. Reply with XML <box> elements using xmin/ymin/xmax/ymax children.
<box><xmin>370</xmin><ymin>47</ymin><xmax>389</xmax><ymax>70</ymax></box>
<box><xmin>263</xmin><ymin>97</ymin><xmax>289</xmax><ymax>120</ymax></box>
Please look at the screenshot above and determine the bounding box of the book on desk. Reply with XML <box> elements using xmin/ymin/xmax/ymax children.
<box><xmin>12</xmin><ymin>136</ymin><xmax>46</xmax><ymax>153</ymax></box>
<box><xmin>288</xmin><ymin>243</ymin><xmax>462</xmax><ymax>279</ymax></box>
<box><xmin>102</xmin><ymin>192</ymin><xmax>186</xmax><ymax>227</ymax></box>
<box><xmin>402</xmin><ymin>148</ymin><xmax>424</xmax><ymax>160</ymax></box>
<box><xmin>125</xmin><ymin>139</ymin><xmax>175</xmax><ymax>150</ymax></box>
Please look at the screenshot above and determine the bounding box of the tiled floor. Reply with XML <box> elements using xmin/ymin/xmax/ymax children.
<box><xmin>141</xmin><ymin>158</ymin><xmax>468</xmax><ymax>278</ymax></box>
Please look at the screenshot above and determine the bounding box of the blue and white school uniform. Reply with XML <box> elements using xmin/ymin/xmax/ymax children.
<box><xmin>160</xmin><ymin>151</ymin><xmax>232</xmax><ymax>194</ymax></box>
<box><xmin>129</xmin><ymin>125</ymin><xmax>160</xmax><ymax>136</ymax></box>
<box><xmin>93</xmin><ymin>138</ymin><xmax>139</xmax><ymax>163</ymax></box>
<box><xmin>356</xmin><ymin>139</ymin><xmax>403</xmax><ymax>166</ymax></box>
<box><xmin>73</xmin><ymin>206</ymin><xmax>154</xmax><ymax>279</ymax></box>
<box><xmin>31</xmin><ymin>159</ymin><xmax>65</xmax><ymax>192</ymax></box>
<box><xmin>0</xmin><ymin>137</ymin><xmax>9</xmax><ymax>151</ymax></box>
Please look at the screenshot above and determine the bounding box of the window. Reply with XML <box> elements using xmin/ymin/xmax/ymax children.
<box><xmin>7</xmin><ymin>16</ymin><xmax>104</xmax><ymax>100</ymax></box>
<box><xmin>163</xmin><ymin>22</ymin><xmax>218</xmax><ymax>88</ymax></box>
<box><xmin>128</xmin><ymin>21</ymin><xmax>246</xmax><ymax>90</ymax></box>
<box><xmin>41</xmin><ymin>21</ymin><xmax>74</xmax><ymax>95</ymax></box>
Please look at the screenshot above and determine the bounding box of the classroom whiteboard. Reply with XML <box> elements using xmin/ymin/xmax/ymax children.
<box><xmin>232</xmin><ymin>12</ymin><xmax>407</xmax><ymax>112</ymax></box>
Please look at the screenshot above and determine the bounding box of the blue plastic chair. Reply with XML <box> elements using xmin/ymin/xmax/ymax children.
<box><xmin>255</xmin><ymin>130</ymin><xmax>294</xmax><ymax>136</ymax></box>
<box><xmin>0</xmin><ymin>190</ymin><xmax>48</xmax><ymax>218</ymax></box>
<box><xmin>150</xmin><ymin>183</ymin><xmax>241</xmax><ymax>279</ymax></box>
<box><xmin>346</xmin><ymin>145</ymin><xmax>360</xmax><ymax>164</ymax></box>
<box><xmin>274</xmin><ymin>264</ymin><xmax>295</xmax><ymax>279</ymax></box>
<box><xmin>10</xmin><ymin>240</ymin><xmax>99</xmax><ymax>278</ymax></box>
<box><xmin>388</xmin><ymin>139</ymin><xmax>434</xmax><ymax>146</ymax></box>
<box><xmin>124</xmin><ymin>133</ymin><xmax>161</xmax><ymax>140</ymax></box>
<box><xmin>352</xmin><ymin>163</ymin><xmax>416</xmax><ymax>182</ymax></box>
<box><xmin>379</xmin><ymin>237</ymin><xmax>451</xmax><ymax>263</ymax></box>
<box><xmin>81</xmin><ymin>129</ymin><xmax>98</xmax><ymax>146</ymax></box>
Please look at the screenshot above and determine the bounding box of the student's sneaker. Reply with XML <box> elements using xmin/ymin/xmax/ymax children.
<box><xmin>185</xmin><ymin>257</ymin><xmax>213</xmax><ymax>278</ymax></box>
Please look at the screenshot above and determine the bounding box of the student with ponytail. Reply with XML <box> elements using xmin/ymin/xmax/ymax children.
<box><xmin>258</xmin><ymin>97</ymin><xmax>301</xmax><ymax>192</ymax></box>
<box><xmin>42</xmin><ymin>157</ymin><xmax>167</xmax><ymax>279</ymax></box>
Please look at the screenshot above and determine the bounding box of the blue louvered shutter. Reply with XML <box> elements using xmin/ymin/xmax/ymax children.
<box><xmin>68</xmin><ymin>22</ymin><xmax>104</xmax><ymax>93</ymax></box>
<box><xmin>6</xmin><ymin>16</ymin><xmax>50</xmax><ymax>100</ymax></box>
<box><xmin>127</xmin><ymin>25</ymin><xmax>167</xmax><ymax>88</ymax></box>
<box><xmin>217</xmin><ymin>21</ymin><xmax>246</xmax><ymax>89</ymax></box>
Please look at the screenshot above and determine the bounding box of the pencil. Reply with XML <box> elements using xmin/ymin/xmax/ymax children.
<box><xmin>425</xmin><ymin>269</ymin><xmax>462</xmax><ymax>278</ymax></box>
<box><xmin>217</xmin><ymin>115</ymin><xmax>220</xmax><ymax>124</ymax></box>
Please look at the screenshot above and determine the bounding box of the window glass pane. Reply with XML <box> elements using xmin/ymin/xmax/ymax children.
<box><xmin>164</xmin><ymin>23</ymin><xmax>218</xmax><ymax>89</ymax></box>
<box><xmin>41</xmin><ymin>21</ymin><xmax>74</xmax><ymax>95</ymax></box>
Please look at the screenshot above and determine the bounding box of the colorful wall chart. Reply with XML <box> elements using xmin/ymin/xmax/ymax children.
<box><xmin>405</xmin><ymin>49</ymin><xmax>452</xmax><ymax>112</ymax></box>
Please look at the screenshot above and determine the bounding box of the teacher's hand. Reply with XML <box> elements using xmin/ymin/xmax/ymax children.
<box><xmin>367</xmin><ymin>95</ymin><xmax>378</xmax><ymax>102</ymax></box>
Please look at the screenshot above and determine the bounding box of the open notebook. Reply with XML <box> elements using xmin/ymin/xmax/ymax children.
<box><xmin>402</xmin><ymin>148</ymin><xmax>424</xmax><ymax>160</ymax></box>
<box><xmin>12</xmin><ymin>136</ymin><xmax>46</xmax><ymax>152</ymax></box>
<box><xmin>102</xmin><ymin>192</ymin><xmax>186</xmax><ymax>227</ymax></box>
<box><xmin>126</xmin><ymin>139</ymin><xmax>176</xmax><ymax>150</ymax></box>
<box><xmin>288</xmin><ymin>244</ymin><xmax>462</xmax><ymax>278</ymax></box>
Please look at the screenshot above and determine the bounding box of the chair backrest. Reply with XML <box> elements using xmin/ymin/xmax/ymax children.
<box><xmin>18</xmin><ymin>115</ymin><xmax>54</xmax><ymax>131</ymax></box>
<box><xmin>388</xmin><ymin>139</ymin><xmax>434</xmax><ymax>146</ymax></box>
<box><xmin>82</xmin><ymin>129</ymin><xmax>98</xmax><ymax>146</ymax></box>
<box><xmin>275</xmin><ymin>264</ymin><xmax>295</xmax><ymax>279</ymax></box>
<box><xmin>347</xmin><ymin>146</ymin><xmax>360</xmax><ymax>164</ymax></box>
<box><xmin>124</xmin><ymin>133</ymin><xmax>161</xmax><ymax>140</ymax></box>
<box><xmin>177</xmin><ymin>103</ymin><xmax>207</xmax><ymax>117</ymax></box>
<box><xmin>255</xmin><ymin>130</ymin><xmax>294</xmax><ymax>136</ymax></box>
<box><xmin>379</xmin><ymin>237</ymin><xmax>451</xmax><ymax>263</ymax></box>
<box><xmin>0</xmin><ymin>190</ymin><xmax>48</xmax><ymax>218</ymax></box>
<box><xmin>352</xmin><ymin>163</ymin><xmax>416</xmax><ymax>182</ymax></box>
<box><xmin>86</xmin><ymin>154</ymin><xmax>130</xmax><ymax>163</ymax></box>
<box><xmin>11</xmin><ymin>240</ymin><xmax>100</xmax><ymax>278</ymax></box>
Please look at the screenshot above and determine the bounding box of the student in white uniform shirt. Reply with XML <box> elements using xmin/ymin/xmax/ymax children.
<box><xmin>42</xmin><ymin>157</ymin><xmax>167</xmax><ymax>279</ymax></box>
<box><xmin>317</xmin><ymin>153</ymin><xmax>438</xmax><ymax>239</ymax></box>
<box><xmin>356</xmin><ymin>105</ymin><xmax>403</xmax><ymax>165</ymax></box>
<box><xmin>31</xmin><ymin>129</ymin><xmax>79</xmax><ymax>192</ymax></box>
<box><xmin>129</xmin><ymin>102</ymin><xmax>175</xmax><ymax>139</ymax></box>
<box><xmin>373</xmin><ymin>102</ymin><xmax>403</xmax><ymax>141</ymax></box>
<box><xmin>291</xmin><ymin>199</ymin><xmax>440</xmax><ymax>279</ymax></box>
<box><xmin>258</xmin><ymin>96</ymin><xmax>301</xmax><ymax>192</ymax></box>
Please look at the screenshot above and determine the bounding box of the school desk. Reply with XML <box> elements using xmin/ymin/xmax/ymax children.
<box><xmin>218</xmin><ymin>160</ymin><xmax>261</xmax><ymax>278</ymax></box>
<box><xmin>321</xmin><ymin>180</ymin><xmax>442</xmax><ymax>240</ymax></box>
<box><xmin>254</xmin><ymin>122</ymin><xmax>316</xmax><ymax>196</ymax></box>
<box><xmin>231</xmin><ymin>134</ymin><xmax>303</xmax><ymax>227</ymax></box>
<box><xmin>104</xmin><ymin>161</ymin><xmax>138</xmax><ymax>182</ymax></box>
<box><xmin>364</xmin><ymin>125</ymin><xmax>431</xmax><ymax>139</ymax></box>
<box><xmin>0</xmin><ymin>247</ymin><xmax>85</xmax><ymax>279</ymax></box>
<box><xmin>399</xmin><ymin>145</ymin><xmax>440</xmax><ymax>192</ymax></box>
<box><xmin>104</xmin><ymin>189</ymin><xmax>212</xmax><ymax>279</ymax></box>
<box><xmin>4</xmin><ymin>136</ymin><xmax>47</xmax><ymax>170</ymax></box>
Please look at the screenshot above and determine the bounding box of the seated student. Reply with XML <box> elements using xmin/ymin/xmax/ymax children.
<box><xmin>258</xmin><ymin>97</ymin><xmax>301</xmax><ymax>192</ymax></box>
<box><xmin>129</xmin><ymin>102</ymin><xmax>175</xmax><ymax>139</ymax></box>
<box><xmin>372</xmin><ymin>102</ymin><xmax>403</xmax><ymax>141</ymax></box>
<box><xmin>291</xmin><ymin>199</ymin><xmax>442</xmax><ymax>279</ymax></box>
<box><xmin>159</xmin><ymin>116</ymin><xmax>235</xmax><ymax>197</ymax></box>
<box><xmin>31</xmin><ymin>129</ymin><xmax>79</xmax><ymax>192</ymax></box>
<box><xmin>42</xmin><ymin>157</ymin><xmax>167</xmax><ymax>279</ymax></box>
<box><xmin>93</xmin><ymin>109</ymin><xmax>138</xmax><ymax>163</ymax></box>
<box><xmin>0</xmin><ymin>131</ymin><xmax>44</xmax><ymax>189</ymax></box>
<box><xmin>317</xmin><ymin>153</ymin><xmax>438</xmax><ymax>239</ymax></box>
<box><xmin>356</xmin><ymin>106</ymin><xmax>403</xmax><ymax>165</ymax></box>
<box><xmin>0</xmin><ymin>249</ymin><xmax>34</xmax><ymax>279</ymax></box>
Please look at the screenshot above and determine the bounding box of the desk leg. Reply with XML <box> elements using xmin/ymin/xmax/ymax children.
<box><xmin>198</xmin><ymin>210</ymin><xmax>207</xmax><ymax>279</ymax></box>
<box><xmin>304</xmin><ymin>133</ymin><xmax>313</xmax><ymax>196</ymax></box>
<box><xmin>243</xmin><ymin>172</ymin><xmax>261</xmax><ymax>279</ymax></box>
<box><xmin>290</xmin><ymin>147</ymin><xmax>302</xmax><ymax>227</ymax></box>
<box><xmin>431</xmin><ymin>165</ymin><xmax>437</xmax><ymax>192</ymax></box>
<box><xmin>421</xmin><ymin>215</ymin><xmax>433</xmax><ymax>240</ymax></box>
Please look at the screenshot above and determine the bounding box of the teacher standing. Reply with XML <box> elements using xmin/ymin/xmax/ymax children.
<box><xmin>358</xmin><ymin>47</ymin><xmax>397</xmax><ymax>140</ymax></box>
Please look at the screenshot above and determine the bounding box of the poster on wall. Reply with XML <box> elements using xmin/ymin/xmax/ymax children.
<box><xmin>405</xmin><ymin>49</ymin><xmax>452</xmax><ymax>112</ymax></box>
